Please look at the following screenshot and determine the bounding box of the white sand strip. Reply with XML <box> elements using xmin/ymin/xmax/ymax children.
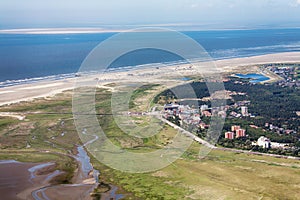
<box><xmin>17</xmin><ymin>82</ymin><xmax>64</xmax><ymax>90</ymax></box>
<box><xmin>0</xmin><ymin>52</ymin><xmax>299</xmax><ymax>107</ymax></box>
<box><xmin>0</xmin><ymin>91</ymin><xmax>14</xmax><ymax>95</ymax></box>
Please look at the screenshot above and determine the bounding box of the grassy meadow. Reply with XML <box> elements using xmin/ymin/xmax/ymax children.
<box><xmin>0</xmin><ymin>84</ymin><xmax>299</xmax><ymax>199</ymax></box>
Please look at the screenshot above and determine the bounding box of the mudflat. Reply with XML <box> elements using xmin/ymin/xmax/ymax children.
<box><xmin>0</xmin><ymin>161</ymin><xmax>36</xmax><ymax>200</ymax></box>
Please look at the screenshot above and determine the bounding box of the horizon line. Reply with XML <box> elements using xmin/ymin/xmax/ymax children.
<box><xmin>1</xmin><ymin>25</ymin><xmax>300</xmax><ymax>34</ymax></box>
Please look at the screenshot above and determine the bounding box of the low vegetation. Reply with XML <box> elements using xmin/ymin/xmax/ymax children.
<box><xmin>0</xmin><ymin>83</ymin><xmax>300</xmax><ymax>199</ymax></box>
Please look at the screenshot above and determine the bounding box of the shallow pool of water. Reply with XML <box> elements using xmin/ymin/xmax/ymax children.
<box><xmin>235</xmin><ymin>73</ymin><xmax>270</xmax><ymax>83</ymax></box>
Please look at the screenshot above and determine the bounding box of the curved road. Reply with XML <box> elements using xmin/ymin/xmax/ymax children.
<box><xmin>152</xmin><ymin>112</ymin><xmax>300</xmax><ymax>161</ymax></box>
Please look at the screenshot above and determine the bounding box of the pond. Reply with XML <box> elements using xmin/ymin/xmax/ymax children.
<box><xmin>235</xmin><ymin>73</ymin><xmax>270</xmax><ymax>83</ymax></box>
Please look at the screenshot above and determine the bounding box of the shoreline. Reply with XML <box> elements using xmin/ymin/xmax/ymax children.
<box><xmin>0</xmin><ymin>52</ymin><xmax>300</xmax><ymax>107</ymax></box>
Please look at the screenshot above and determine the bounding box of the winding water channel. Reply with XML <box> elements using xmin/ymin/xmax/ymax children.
<box><xmin>31</xmin><ymin>129</ymin><xmax>123</xmax><ymax>200</ymax></box>
<box><xmin>31</xmin><ymin>143</ymin><xmax>99</xmax><ymax>199</ymax></box>
<box><xmin>0</xmin><ymin>129</ymin><xmax>124</xmax><ymax>200</ymax></box>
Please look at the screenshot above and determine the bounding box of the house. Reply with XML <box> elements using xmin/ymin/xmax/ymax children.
<box><xmin>200</xmin><ymin>105</ymin><xmax>209</xmax><ymax>112</ymax></box>
<box><xmin>249</xmin><ymin>125</ymin><xmax>259</xmax><ymax>129</ymax></box>
<box><xmin>231</xmin><ymin>125</ymin><xmax>241</xmax><ymax>132</ymax></box>
<box><xmin>164</xmin><ymin>103</ymin><xmax>180</xmax><ymax>111</ymax></box>
<box><xmin>230</xmin><ymin>111</ymin><xmax>238</xmax><ymax>117</ymax></box>
<box><xmin>285</xmin><ymin>130</ymin><xmax>295</xmax><ymax>134</ymax></box>
<box><xmin>202</xmin><ymin>110</ymin><xmax>212</xmax><ymax>117</ymax></box>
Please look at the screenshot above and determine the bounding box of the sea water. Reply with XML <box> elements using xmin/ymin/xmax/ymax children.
<box><xmin>0</xmin><ymin>28</ymin><xmax>300</xmax><ymax>84</ymax></box>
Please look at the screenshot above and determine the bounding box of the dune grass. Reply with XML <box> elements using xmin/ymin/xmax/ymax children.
<box><xmin>0</xmin><ymin>86</ymin><xmax>300</xmax><ymax>199</ymax></box>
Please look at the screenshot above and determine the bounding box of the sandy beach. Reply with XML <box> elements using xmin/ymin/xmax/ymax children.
<box><xmin>0</xmin><ymin>52</ymin><xmax>300</xmax><ymax>107</ymax></box>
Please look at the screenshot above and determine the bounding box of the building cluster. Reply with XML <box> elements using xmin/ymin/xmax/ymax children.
<box><xmin>267</xmin><ymin>64</ymin><xmax>300</xmax><ymax>88</ymax></box>
<box><xmin>224</xmin><ymin>125</ymin><xmax>292</xmax><ymax>149</ymax></box>
<box><xmin>264</xmin><ymin>123</ymin><xmax>296</xmax><ymax>135</ymax></box>
<box><xmin>163</xmin><ymin>103</ymin><xmax>201</xmax><ymax>126</ymax></box>
<box><xmin>229</xmin><ymin>105</ymin><xmax>254</xmax><ymax>118</ymax></box>
<box><xmin>228</xmin><ymin>99</ymin><xmax>256</xmax><ymax>118</ymax></box>
<box><xmin>211</xmin><ymin>106</ymin><xmax>228</xmax><ymax>119</ymax></box>
<box><xmin>224</xmin><ymin>125</ymin><xmax>246</xmax><ymax>139</ymax></box>
<box><xmin>163</xmin><ymin>99</ymin><xmax>295</xmax><ymax>151</ymax></box>
<box><xmin>252</xmin><ymin>136</ymin><xmax>290</xmax><ymax>149</ymax></box>
<box><xmin>163</xmin><ymin>102</ymin><xmax>227</xmax><ymax>129</ymax></box>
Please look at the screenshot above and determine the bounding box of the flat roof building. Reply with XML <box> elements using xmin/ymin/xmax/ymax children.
<box><xmin>235</xmin><ymin>129</ymin><xmax>246</xmax><ymax>138</ymax></box>
<box><xmin>231</xmin><ymin>125</ymin><xmax>241</xmax><ymax>132</ymax></box>
<box><xmin>225</xmin><ymin>132</ymin><xmax>235</xmax><ymax>140</ymax></box>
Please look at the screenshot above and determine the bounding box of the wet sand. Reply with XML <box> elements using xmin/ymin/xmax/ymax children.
<box><xmin>42</xmin><ymin>184</ymin><xmax>94</xmax><ymax>200</ymax></box>
<box><xmin>0</xmin><ymin>160</ymin><xmax>96</xmax><ymax>200</ymax></box>
<box><xmin>0</xmin><ymin>161</ymin><xmax>38</xmax><ymax>200</ymax></box>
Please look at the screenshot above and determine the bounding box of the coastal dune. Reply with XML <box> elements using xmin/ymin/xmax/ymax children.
<box><xmin>0</xmin><ymin>52</ymin><xmax>300</xmax><ymax>107</ymax></box>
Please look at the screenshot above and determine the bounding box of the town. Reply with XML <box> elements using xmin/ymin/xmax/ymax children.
<box><xmin>163</xmin><ymin>102</ymin><xmax>293</xmax><ymax>151</ymax></box>
<box><xmin>160</xmin><ymin>65</ymin><xmax>300</xmax><ymax>156</ymax></box>
<box><xmin>267</xmin><ymin>63</ymin><xmax>300</xmax><ymax>88</ymax></box>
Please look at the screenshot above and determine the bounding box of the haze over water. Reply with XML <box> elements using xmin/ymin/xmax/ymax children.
<box><xmin>1</xmin><ymin>28</ymin><xmax>300</xmax><ymax>83</ymax></box>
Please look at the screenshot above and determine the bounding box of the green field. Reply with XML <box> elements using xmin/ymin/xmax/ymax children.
<box><xmin>0</xmin><ymin>85</ymin><xmax>300</xmax><ymax>199</ymax></box>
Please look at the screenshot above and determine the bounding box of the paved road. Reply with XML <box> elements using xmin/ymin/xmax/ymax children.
<box><xmin>158</xmin><ymin>116</ymin><xmax>217</xmax><ymax>149</ymax></box>
<box><xmin>151</xmin><ymin>112</ymin><xmax>300</xmax><ymax>161</ymax></box>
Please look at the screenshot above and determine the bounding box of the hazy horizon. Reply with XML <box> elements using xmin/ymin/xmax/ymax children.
<box><xmin>1</xmin><ymin>0</ymin><xmax>300</xmax><ymax>30</ymax></box>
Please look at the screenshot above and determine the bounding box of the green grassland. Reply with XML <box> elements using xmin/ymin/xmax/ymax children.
<box><xmin>0</xmin><ymin>85</ymin><xmax>300</xmax><ymax>199</ymax></box>
<box><xmin>0</xmin><ymin>91</ymin><xmax>79</xmax><ymax>184</ymax></box>
<box><xmin>91</xmin><ymin>140</ymin><xmax>300</xmax><ymax>200</ymax></box>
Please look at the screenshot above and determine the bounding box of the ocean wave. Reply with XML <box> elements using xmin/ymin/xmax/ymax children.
<box><xmin>0</xmin><ymin>73</ymin><xmax>78</xmax><ymax>88</ymax></box>
<box><xmin>210</xmin><ymin>41</ymin><xmax>300</xmax><ymax>59</ymax></box>
<box><xmin>0</xmin><ymin>59</ymin><xmax>209</xmax><ymax>88</ymax></box>
<box><xmin>1</xmin><ymin>41</ymin><xmax>299</xmax><ymax>89</ymax></box>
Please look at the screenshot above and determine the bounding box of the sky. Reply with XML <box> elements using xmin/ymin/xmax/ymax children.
<box><xmin>1</xmin><ymin>0</ymin><xmax>300</xmax><ymax>29</ymax></box>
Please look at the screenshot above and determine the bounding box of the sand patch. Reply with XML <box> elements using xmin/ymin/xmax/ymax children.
<box><xmin>17</xmin><ymin>82</ymin><xmax>63</xmax><ymax>90</ymax></box>
<box><xmin>0</xmin><ymin>91</ymin><xmax>14</xmax><ymax>95</ymax></box>
<box><xmin>0</xmin><ymin>112</ymin><xmax>25</xmax><ymax>120</ymax></box>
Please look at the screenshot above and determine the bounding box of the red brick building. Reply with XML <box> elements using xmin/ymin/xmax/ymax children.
<box><xmin>235</xmin><ymin>129</ymin><xmax>246</xmax><ymax>138</ymax></box>
<box><xmin>225</xmin><ymin>132</ymin><xmax>235</xmax><ymax>139</ymax></box>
